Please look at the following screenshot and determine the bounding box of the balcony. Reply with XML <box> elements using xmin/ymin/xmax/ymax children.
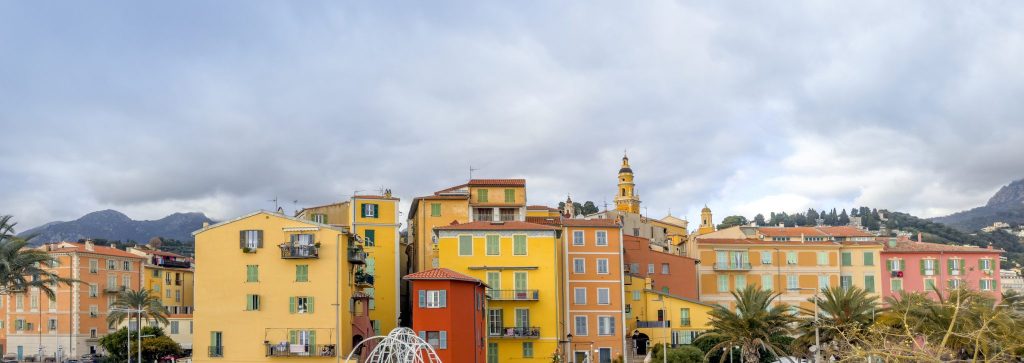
<box><xmin>348</xmin><ymin>247</ymin><xmax>368</xmax><ymax>264</ymax></box>
<box><xmin>104</xmin><ymin>286</ymin><xmax>126</xmax><ymax>294</ymax></box>
<box><xmin>486</xmin><ymin>289</ymin><xmax>539</xmax><ymax>301</ymax></box>
<box><xmin>637</xmin><ymin>321</ymin><xmax>670</xmax><ymax>328</ymax></box>
<box><xmin>489</xmin><ymin>326</ymin><xmax>540</xmax><ymax>338</ymax></box>
<box><xmin>280</xmin><ymin>244</ymin><xmax>319</xmax><ymax>259</ymax></box>
<box><xmin>354</xmin><ymin>272</ymin><xmax>375</xmax><ymax>287</ymax></box>
<box><xmin>208</xmin><ymin>346</ymin><xmax>224</xmax><ymax>357</ymax></box>
<box><xmin>713</xmin><ymin>263</ymin><xmax>752</xmax><ymax>271</ymax></box>
<box><xmin>154</xmin><ymin>259</ymin><xmax>191</xmax><ymax>269</ymax></box>
<box><xmin>472</xmin><ymin>212</ymin><xmax>494</xmax><ymax>222</ymax></box>
<box><xmin>265</xmin><ymin>343</ymin><xmax>337</xmax><ymax>357</ymax></box>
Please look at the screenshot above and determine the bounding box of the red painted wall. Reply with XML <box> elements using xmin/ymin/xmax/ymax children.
<box><xmin>623</xmin><ymin>235</ymin><xmax>699</xmax><ymax>299</ymax></box>
<box><xmin>410</xmin><ymin>279</ymin><xmax>487</xmax><ymax>363</ymax></box>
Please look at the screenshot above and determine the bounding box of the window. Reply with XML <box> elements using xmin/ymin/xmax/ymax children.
<box><xmin>588</xmin><ymin>232</ymin><xmax>606</xmax><ymax>248</ymax></box>
<box><xmin>717</xmin><ymin>275</ymin><xmax>728</xmax><ymax>292</ymax></box>
<box><xmin>786</xmin><ymin>251</ymin><xmax>797</xmax><ymax>265</ymax></box>
<box><xmin>170</xmin><ymin>321</ymin><xmax>180</xmax><ymax>334</ymax></box>
<box><xmin>430</xmin><ymin>203</ymin><xmax>441</xmax><ymax>217</ymax></box>
<box><xmin>787</xmin><ymin>275</ymin><xmax>798</xmax><ymax>290</ymax></box>
<box><xmin>30</xmin><ymin>290</ymin><xmax>38</xmax><ymax>310</ymax></box>
<box><xmin>980</xmin><ymin>279</ymin><xmax>995</xmax><ymax>291</ymax></box>
<box><xmin>210</xmin><ymin>331</ymin><xmax>223</xmax><ymax>357</ymax></box>
<box><xmin>597</xmin><ymin>288</ymin><xmax>610</xmax><ymax>305</ymax></box>
<box><xmin>311</xmin><ymin>213</ymin><xmax>327</xmax><ymax>224</ymax></box>
<box><xmin>89</xmin><ymin>259</ymin><xmax>98</xmax><ymax>273</ymax></box>
<box><xmin>761</xmin><ymin>275</ymin><xmax>773</xmax><ymax>290</ymax></box>
<box><xmin>661</xmin><ymin>263</ymin><xmax>669</xmax><ymax>274</ymax></box>
<box><xmin>680</xmin><ymin>308</ymin><xmax>691</xmax><ymax>326</ymax></box>
<box><xmin>514</xmin><ymin>308</ymin><xmax>530</xmax><ymax>328</ymax></box>
<box><xmin>124</xmin><ymin>261</ymin><xmax>131</xmax><ymax>271</ymax></box>
<box><xmin>818</xmin><ymin>275</ymin><xmax>829</xmax><ymax>289</ymax></box>
<box><xmin>477</xmin><ymin>189</ymin><xmax>488</xmax><ymax>202</ymax></box>
<box><xmin>863</xmin><ymin>252</ymin><xmax>874</xmax><ymax>266</ymax></box>
<box><xmin>246</xmin><ymin>265</ymin><xmax>259</xmax><ymax>282</ymax></box>
<box><xmin>48</xmin><ymin>319</ymin><xmax>57</xmax><ymax>331</ymax></box>
<box><xmin>513</xmin><ymin>272</ymin><xmax>528</xmax><ymax>295</ymax></box>
<box><xmin>241</xmin><ymin>230</ymin><xmax>262</xmax><ymax>249</ymax></box>
<box><xmin>633</xmin><ymin>228</ymin><xmax>639</xmax><ymax>236</ymax></box>
<box><xmin>735</xmin><ymin>275</ymin><xmax>746</xmax><ymax>289</ymax></box>
<box><xmin>504</xmin><ymin>189</ymin><xmax>515</xmax><ymax>203</ymax></box>
<box><xmin>295</xmin><ymin>265</ymin><xmax>308</xmax><ymax>282</ymax></box>
<box><xmin>574</xmin><ymin>316</ymin><xmax>588</xmax><ymax>336</ymax></box>
<box><xmin>841</xmin><ymin>252</ymin><xmax>852</xmax><ymax>266</ymax></box>
<box><xmin>458</xmin><ymin>236</ymin><xmax>473</xmax><ymax>256</ymax></box>
<box><xmin>980</xmin><ymin>258</ymin><xmax>994</xmax><ymax>271</ymax></box>
<box><xmin>246</xmin><ymin>294</ymin><xmax>261</xmax><ymax>311</ymax></box>
<box><xmin>522</xmin><ymin>342</ymin><xmax>534</xmax><ymax>358</ymax></box>
<box><xmin>888</xmin><ymin>259</ymin><xmax>904</xmax><ymax>272</ymax></box>
<box><xmin>486</xmin><ymin>235</ymin><xmax>500</xmax><ymax>256</ymax></box>
<box><xmin>925</xmin><ymin>278</ymin><xmax>936</xmax><ymax>291</ymax></box>
<box><xmin>597</xmin><ymin>259</ymin><xmax>609</xmax><ymax>274</ymax></box>
<box><xmin>290</xmin><ymin>296</ymin><xmax>314</xmax><ymax>314</ymax></box>
<box><xmin>948</xmin><ymin>279</ymin><xmax>963</xmax><ymax>289</ymax></box>
<box><xmin>598</xmin><ymin>316</ymin><xmax>615</xmax><ymax>336</ymax></box>
<box><xmin>891</xmin><ymin>278</ymin><xmax>903</xmax><ymax>292</ymax></box>
<box><xmin>647</xmin><ymin>264</ymin><xmax>655</xmax><ymax>274</ymax></box>
<box><xmin>716</xmin><ymin>250</ymin><xmax>750</xmax><ymax>269</ymax></box>
<box><xmin>632</xmin><ymin>290</ymin><xmax>640</xmax><ymax>301</ymax></box>
<box><xmin>949</xmin><ymin>258</ymin><xmax>963</xmax><ymax>276</ymax></box>
<box><xmin>513</xmin><ymin>235</ymin><xmax>527</xmax><ymax>255</ymax></box>
<box><xmin>760</xmin><ymin>251</ymin><xmax>772</xmax><ymax>264</ymax></box>
<box><xmin>421</xmin><ymin>290</ymin><xmax>448</xmax><ymax>308</ymax></box>
<box><xmin>361</xmin><ymin>203</ymin><xmax>379</xmax><ymax>218</ymax></box>
<box><xmin>573</xmin><ymin>231</ymin><xmax>584</xmax><ymax>246</ymax></box>
<box><xmin>922</xmin><ymin>259</ymin><xmax>937</xmax><ymax>275</ymax></box>
<box><xmin>123</xmin><ymin>275</ymin><xmax>131</xmax><ymax>289</ymax></box>
<box><xmin>817</xmin><ymin>252</ymin><xmax>829</xmax><ymax>266</ymax></box>
<box><xmin>573</xmin><ymin>259</ymin><xmax>585</xmax><ymax>274</ymax></box>
<box><xmin>107</xmin><ymin>260</ymin><xmax>116</xmax><ymax>270</ymax></box>
<box><xmin>630</xmin><ymin>263</ymin><xmax>639</xmax><ymax>274</ymax></box>
<box><xmin>840</xmin><ymin>276</ymin><xmax>853</xmax><ymax>289</ymax></box>
<box><xmin>89</xmin><ymin>284</ymin><xmax>98</xmax><ymax>297</ymax></box>
<box><xmin>89</xmin><ymin>305</ymin><xmax>98</xmax><ymax>317</ymax></box>
<box><xmin>574</xmin><ymin>288</ymin><xmax>586</xmax><ymax>305</ymax></box>
<box><xmin>864</xmin><ymin>275</ymin><xmax>875</xmax><ymax>292</ymax></box>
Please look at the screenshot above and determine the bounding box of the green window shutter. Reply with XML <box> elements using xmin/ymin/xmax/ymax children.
<box><xmin>308</xmin><ymin>297</ymin><xmax>314</xmax><ymax>313</ymax></box>
<box><xmin>289</xmin><ymin>297</ymin><xmax>296</xmax><ymax>314</ymax></box>
<box><xmin>360</xmin><ymin>204</ymin><xmax>366</xmax><ymax>218</ymax></box>
<box><xmin>366</xmin><ymin>258</ymin><xmax>376</xmax><ymax>275</ymax></box>
<box><xmin>239</xmin><ymin>231</ymin><xmax>246</xmax><ymax>249</ymax></box>
<box><xmin>504</xmin><ymin>189</ymin><xmax>514</xmax><ymax>203</ymax></box>
<box><xmin>947</xmin><ymin>259</ymin><xmax>954</xmax><ymax>274</ymax></box>
<box><xmin>486</xmin><ymin>235</ymin><xmax>499</xmax><ymax>255</ymax></box>
<box><xmin>289</xmin><ymin>330</ymin><xmax>297</xmax><ymax>344</ymax></box>
<box><xmin>246</xmin><ymin>295</ymin><xmax>252</xmax><ymax>311</ymax></box>
<box><xmin>431</xmin><ymin>203</ymin><xmax>441</xmax><ymax>217</ymax></box>
<box><xmin>309</xmin><ymin>330</ymin><xmax>316</xmax><ymax>349</ymax></box>
<box><xmin>863</xmin><ymin>252</ymin><xmax>873</xmax><ymax>266</ymax></box>
<box><xmin>899</xmin><ymin>260</ymin><xmax>905</xmax><ymax>271</ymax></box>
<box><xmin>513</xmin><ymin>235</ymin><xmax>526</xmax><ymax>255</ymax></box>
<box><xmin>948</xmin><ymin>279</ymin><xmax>955</xmax><ymax>289</ymax></box>
<box><xmin>920</xmin><ymin>260</ymin><xmax>926</xmax><ymax>274</ymax></box>
<box><xmin>365</xmin><ymin>230</ymin><xmax>376</xmax><ymax>246</ymax></box>
<box><xmin>459</xmin><ymin>236</ymin><xmax>473</xmax><ymax>255</ymax></box>
<box><xmin>841</xmin><ymin>252</ymin><xmax>851</xmax><ymax>266</ymax></box>
<box><xmin>478</xmin><ymin>189</ymin><xmax>488</xmax><ymax>202</ymax></box>
<box><xmin>296</xmin><ymin>265</ymin><xmax>308</xmax><ymax>282</ymax></box>
<box><xmin>418</xmin><ymin>290</ymin><xmax>426</xmax><ymax>308</ymax></box>
<box><xmin>864</xmin><ymin>276</ymin><xmax>875</xmax><ymax>292</ymax></box>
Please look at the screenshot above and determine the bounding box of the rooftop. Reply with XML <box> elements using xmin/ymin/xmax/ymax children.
<box><xmin>45</xmin><ymin>242</ymin><xmax>144</xmax><ymax>259</ymax></box>
<box><xmin>403</xmin><ymin>268</ymin><xmax>485</xmax><ymax>284</ymax></box>
<box><xmin>757</xmin><ymin>227</ymin><xmax>829</xmax><ymax>237</ymax></box>
<box><xmin>883</xmin><ymin>239</ymin><xmax>1004</xmax><ymax>253</ymax></box>
<box><xmin>434</xmin><ymin>220</ymin><xmax>558</xmax><ymax>231</ymax></box>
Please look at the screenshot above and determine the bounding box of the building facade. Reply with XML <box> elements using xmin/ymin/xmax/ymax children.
<box><xmin>192</xmin><ymin>211</ymin><xmax>373</xmax><ymax>362</ymax></box>
<box><xmin>623</xmin><ymin>275</ymin><xmax>713</xmax><ymax>358</ymax></box>
<box><xmin>623</xmin><ymin>236</ymin><xmax>699</xmax><ymax>300</ymax></box>
<box><xmin>404</xmin><ymin>268</ymin><xmax>487</xmax><ymax>363</ymax></box>
<box><xmin>880</xmin><ymin>238</ymin><xmax>1002</xmax><ymax>301</ymax></box>
<box><xmin>3</xmin><ymin>242</ymin><xmax>143</xmax><ymax>361</ymax></box>
<box><xmin>561</xmin><ymin>219</ymin><xmax>626</xmax><ymax>363</ymax></box>
<box><xmin>127</xmin><ymin>247</ymin><xmax>194</xmax><ymax>315</ymax></box>
<box><xmin>434</xmin><ymin>220</ymin><xmax>561</xmax><ymax>363</ymax></box>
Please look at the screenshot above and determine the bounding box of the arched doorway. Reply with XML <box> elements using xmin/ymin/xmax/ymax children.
<box><xmin>632</xmin><ymin>332</ymin><xmax>650</xmax><ymax>356</ymax></box>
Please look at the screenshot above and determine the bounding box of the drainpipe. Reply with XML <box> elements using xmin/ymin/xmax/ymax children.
<box><xmin>335</xmin><ymin>233</ymin><xmax>341</xmax><ymax>363</ymax></box>
<box><xmin>562</xmin><ymin>226</ymin><xmax>569</xmax><ymax>362</ymax></box>
<box><xmin>618</xmin><ymin>226</ymin><xmax>628</xmax><ymax>363</ymax></box>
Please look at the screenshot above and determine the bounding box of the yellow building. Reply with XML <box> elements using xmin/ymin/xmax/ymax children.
<box><xmin>526</xmin><ymin>205</ymin><xmax>562</xmax><ymax>218</ymax></box>
<box><xmin>614</xmin><ymin>155</ymin><xmax>641</xmax><ymax>214</ymax></box>
<box><xmin>192</xmin><ymin>211</ymin><xmax>373</xmax><ymax>362</ymax></box>
<box><xmin>407</xmin><ymin>179</ymin><xmax>527</xmax><ymax>273</ymax></box>
<box><xmin>696</xmin><ymin>225</ymin><xmax>882</xmax><ymax>309</ymax></box>
<box><xmin>296</xmin><ymin>194</ymin><xmax>402</xmax><ymax>335</ymax></box>
<box><xmin>623</xmin><ymin>275</ymin><xmax>714</xmax><ymax>353</ymax></box>
<box><xmin>696</xmin><ymin>206</ymin><xmax>715</xmax><ymax>235</ymax></box>
<box><xmin>434</xmin><ymin>220</ymin><xmax>562</xmax><ymax>363</ymax></box>
<box><xmin>128</xmin><ymin>247</ymin><xmax>194</xmax><ymax>314</ymax></box>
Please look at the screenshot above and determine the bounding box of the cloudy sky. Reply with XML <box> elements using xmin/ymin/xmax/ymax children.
<box><xmin>2</xmin><ymin>1</ymin><xmax>1023</xmax><ymax>230</ymax></box>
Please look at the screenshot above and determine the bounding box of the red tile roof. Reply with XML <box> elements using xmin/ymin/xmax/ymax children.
<box><xmin>403</xmin><ymin>268</ymin><xmax>484</xmax><ymax>284</ymax></box>
<box><xmin>883</xmin><ymin>240</ymin><xmax>1004</xmax><ymax>253</ymax></box>
<box><xmin>434</xmin><ymin>221</ymin><xmax>559</xmax><ymax>231</ymax></box>
<box><xmin>561</xmin><ymin>218</ymin><xmax>621</xmax><ymax>228</ymax></box>
<box><xmin>525</xmin><ymin>216</ymin><xmax>561</xmax><ymax>226</ymax></box>
<box><xmin>757</xmin><ymin>227</ymin><xmax>829</xmax><ymax>237</ymax></box>
<box><xmin>526</xmin><ymin>205</ymin><xmax>559</xmax><ymax>212</ymax></box>
<box><xmin>466</xmin><ymin>179</ymin><xmax>526</xmax><ymax>187</ymax></box>
<box><xmin>45</xmin><ymin>242</ymin><xmax>144</xmax><ymax>259</ymax></box>
<box><xmin>817</xmin><ymin>226</ymin><xmax>874</xmax><ymax>237</ymax></box>
<box><xmin>697</xmin><ymin>238</ymin><xmax>839</xmax><ymax>246</ymax></box>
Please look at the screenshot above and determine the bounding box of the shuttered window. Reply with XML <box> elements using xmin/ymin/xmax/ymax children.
<box><xmin>863</xmin><ymin>252</ymin><xmax>874</xmax><ymax>266</ymax></box>
<box><xmin>486</xmin><ymin>235</ymin><xmax>500</xmax><ymax>256</ymax></box>
<box><xmin>458</xmin><ymin>236</ymin><xmax>473</xmax><ymax>256</ymax></box>
<box><xmin>841</xmin><ymin>252</ymin><xmax>852</xmax><ymax>266</ymax></box>
<box><xmin>364</xmin><ymin>229</ymin><xmax>376</xmax><ymax>246</ymax></box>
<box><xmin>504</xmin><ymin>189</ymin><xmax>515</xmax><ymax>203</ymax></box>
<box><xmin>296</xmin><ymin>265</ymin><xmax>308</xmax><ymax>282</ymax></box>
<box><xmin>430</xmin><ymin>203</ymin><xmax>441</xmax><ymax>217</ymax></box>
<box><xmin>864</xmin><ymin>276</ymin><xmax>875</xmax><ymax>292</ymax></box>
<box><xmin>477</xmin><ymin>189</ymin><xmax>488</xmax><ymax>202</ymax></box>
<box><xmin>513</xmin><ymin>235</ymin><xmax>527</xmax><ymax>255</ymax></box>
<box><xmin>246</xmin><ymin>294</ymin><xmax>260</xmax><ymax>311</ymax></box>
<box><xmin>246</xmin><ymin>265</ymin><xmax>259</xmax><ymax>282</ymax></box>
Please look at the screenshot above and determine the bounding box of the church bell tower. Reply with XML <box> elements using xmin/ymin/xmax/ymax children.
<box><xmin>614</xmin><ymin>154</ymin><xmax>641</xmax><ymax>214</ymax></box>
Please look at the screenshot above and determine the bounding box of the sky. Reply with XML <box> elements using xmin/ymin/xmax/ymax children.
<box><xmin>1</xmin><ymin>1</ymin><xmax>1023</xmax><ymax>230</ymax></box>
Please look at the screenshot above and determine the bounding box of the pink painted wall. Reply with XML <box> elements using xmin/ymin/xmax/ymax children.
<box><xmin>880</xmin><ymin>250</ymin><xmax>1001</xmax><ymax>302</ymax></box>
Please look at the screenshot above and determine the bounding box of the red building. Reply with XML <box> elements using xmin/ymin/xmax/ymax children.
<box><xmin>880</xmin><ymin>237</ymin><xmax>1002</xmax><ymax>302</ymax></box>
<box><xmin>623</xmin><ymin>235</ymin><xmax>699</xmax><ymax>299</ymax></box>
<box><xmin>404</xmin><ymin>268</ymin><xmax>487</xmax><ymax>363</ymax></box>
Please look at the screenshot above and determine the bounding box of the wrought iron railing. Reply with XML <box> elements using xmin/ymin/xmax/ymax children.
<box><xmin>712</xmin><ymin>263</ymin><xmax>752</xmax><ymax>271</ymax></box>
<box><xmin>280</xmin><ymin>244</ymin><xmax>319</xmax><ymax>259</ymax></box>
<box><xmin>486</xmin><ymin>289</ymin><xmax>539</xmax><ymax>301</ymax></box>
<box><xmin>348</xmin><ymin>248</ymin><xmax>367</xmax><ymax>264</ymax></box>
<box><xmin>265</xmin><ymin>343</ymin><xmax>336</xmax><ymax>357</ymax></box>
<box><xmin>637</xmin><ymin>320</ymin><xmax>670</xmax><ymax>328</ymax></box>
<box><xmin>489</xmin><ymin>326</ymin><xmax>540</xmax><ymax>338</ymax></box>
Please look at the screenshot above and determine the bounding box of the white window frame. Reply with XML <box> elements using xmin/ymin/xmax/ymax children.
<box><xmin>595</xmin><ymin>231</ymin><xmax>608</xmax><ymax>246</ymax></box>
<box><xmin>426</xmin><ymin>290</ymin><xmax>446</xmax><ymax>308</ymax></box>
<box><xmin>573</xmin><ymin>258</ymin><xmax>585</xmax><ymax>274</ymax></box>
<box><xmin>597</xmin><ymin>316</ymin><xmax>615</xmax><ymax>336</ymax></box>
<box><xmin>574</xmin><ymin>288</ymin><xmax>586</xmax><ymax>305</ymax></box>
<box><xmin>596</xmin><ymin>259</ymin><xmax>609</xmax><ymax>274</ymax></box>
<box><xmin>573</xmin><ymin>231</ymin><xmax>585</xmax><ymax>246</ymax></box>
<box><xmin>597</xmin><ymin>288</ymin><xmax>610</xmax><ymax>305</ymax></box>
<box><xmin>574</xmin><ymin>316</ymin><xmax>588</xmax><ymax>336</ymax></box>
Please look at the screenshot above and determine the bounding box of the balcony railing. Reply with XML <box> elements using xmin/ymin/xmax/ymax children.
<box><xmin>489</xmin><ymin>326</ymin><xmax>540</xmax><ymax>338</ymax></box>
<box><xmin>473</xmin><ymin>213</ymin><xmax>494</xmax><ymax>222</ymax></box>
<box><xmin>209</xmin><ymin>346</ymin><xmax>224</xmax><ymax>357</ymax></box>
<box><xmin>348</xmin><ymin>248</ymin><xmax>367</xmax><ymax>264</ymax></box>
<box><xmin>486</xmin><ymin>289</ymin><xmax>539</xmax><ymax>301</ymax></box>
<box><xmin>713</xmin><ymin>263</ymin><xmax>752</xmax><ymax>271</ymax></box>
<box><xmin>154</xmin><ymin>259</ymin><xmax>191</xmax><ymax>269</ymax></box>
<box><xmin>637</xmin><ymin>321</ymin><xmax>670</xmax><ymax>328</ymax></box>
<box><xmin>354</xmin><ymin>272</ymin><xmax>375</xmax><ymax>287</ymax></box>
<box><xmin>265</xmin><ymin>343</ymin><xmax>337</xmax><ymax>357</ymax></box>
<box><xmin>280</xmin><ymin>244</ymin><xmax>319</xmax><ymax>259</ymax></box>
<box><xmin>104</xmin><ymin>286</ymin><xmax>126</xmax><ymax>294</ymax></box>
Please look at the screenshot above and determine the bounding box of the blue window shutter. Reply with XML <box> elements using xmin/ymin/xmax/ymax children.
<box><xmin>418</xmin><ymin>331</ymin><xmax>426</xmax><ymax>341</ymax></box>
<box><xmin>418</xmin><ymin>290</ymin><xmax>426</xmax><ymax>308</ymax></box>
<box><xmin>440</xmin><ymin>331</ymin><xmax>448</xmax><ymax>349</ymax></box>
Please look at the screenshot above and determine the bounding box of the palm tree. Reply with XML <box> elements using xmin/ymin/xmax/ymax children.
<box><xmin>793</xmin><ymin>286</ymin><xmax>879</xmax><ymax>359</ymax></box>
<box><xmin>698</xmin><ymin>286</ymin><xmax>797</xmax><ymax>363</ymax></box>
<box><xmin>107</xmin><ymin>288</ymin><xmax>170</xmax><ymax>331</ymax></box>
<box><xmin>0</xmin><ymin>215</ymin><xmax>77</xmax><ymax>298</ymax></box>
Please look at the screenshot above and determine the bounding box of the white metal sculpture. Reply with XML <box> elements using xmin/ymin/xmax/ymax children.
<box><xmin>346</xmin><ymin>327</ymin><xmax>443</xmax><ymax>363</ymax></box>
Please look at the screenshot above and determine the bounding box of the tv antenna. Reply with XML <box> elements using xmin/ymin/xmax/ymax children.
<box><xmin>469</xmin><ymin>165</ymin><xmax>480</xmax><ymax>179</ymax></box>
<box><xmin>269</xmin><ymin>197</ymin><xmax>279</xmax><ymax>211</ymax></box>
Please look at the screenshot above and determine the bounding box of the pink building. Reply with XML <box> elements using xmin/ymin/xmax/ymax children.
<box><xmin>880</xmin><ymin>237</ymin><xmax>1002</xmax><ymax>301</ymax></box>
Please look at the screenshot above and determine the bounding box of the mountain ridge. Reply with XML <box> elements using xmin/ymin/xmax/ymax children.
<box><xmin>17</xmin><ymin>209</ymin><xmax>214</xmax><ymax>245</ymax></box>
<box><xmin>931</xmin><ymin>178</ymin><xmax>1024</xmax><ymax>231</ymax></box>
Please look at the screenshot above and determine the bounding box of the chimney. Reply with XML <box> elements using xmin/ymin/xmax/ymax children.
<box><xmin>778</xmin><ymin>223</ymin><xmax>785</xmax><ymax>227</ymax></box>
<box><xmin>917</xmin><ymin>232</ymin><xmax>923</xmax><ymax>243</ymax></box>
<box><xmin>84</xmin><ymin>239</ymin><xmax>95</xmax><ymax>251</ymax></box>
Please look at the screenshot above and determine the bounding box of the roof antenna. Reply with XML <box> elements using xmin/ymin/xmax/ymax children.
<box><xmin>269</xmin><ymin>197</ymin><xmax>279</xmax><ymax>211</ymax></box>
<box><xmin>469</xmin><ymin>165</ymin><xmax>480</xmax><ymax>179</ymax></box>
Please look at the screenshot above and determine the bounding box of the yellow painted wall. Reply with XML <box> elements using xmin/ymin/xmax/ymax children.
<box><xmin>436</xmin><ymin>229</ymin><xmax>561</xmax><ymax>362</ymax></box>
<box><xmin>839</xmin><ymin>244</ymin><xmax>884</xmax><ymax>296</ymax></box>
<box><xmin>410</xmin><ymin>198</ymin><xmax>470</xmax><ymax>272</ymax></box>
<box><xmin>351</xmin><ymin>197</ymin><xmax>401</xmax><ymax>334</ymax></box>
<box><xmin>698</xmin><ymin>243</ymin><xmax>843</xmax><ymax>309</ymax></box>
<box><xmin>193</xmin><ymin>212</ymin><xmax>354</xmax><ymax>363</ymax></box>
<box><xmin>624</xmin><ymin>276</ymin><xmax>713</xmax><ymax>347</ymax></box>
<box><xmin>297</xmin><ymin>203</ymin><xmax>350</xmax><ymax>227</ymax></box>
<box><xmin>143</xmin><ymin>266</ymin><xmax>193</xmax><ymax>310</ymax></box>
<box><xmin>469</xmin><ymin>186</ymin><xmax>526</xmax><ymax>205</ymax></box>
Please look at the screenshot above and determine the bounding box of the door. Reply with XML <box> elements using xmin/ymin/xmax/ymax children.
<box><xmin>487</xmin><ymin>271</ymin><xmax>500</xmax><ymax>298</ymax></box>
<box><xmin>488</xmin><ymin>309</ymin><xmax>503</xmax><ymax>336</ymax></box>
<box><xmin>514</xmin><ymin>272</ymin><xmax>527</xmax><ymax>299</ymax></box>
<box><xmin>16</xmin><ymin>346</ymin><xmax>22</xmax><ymax>361</ymax></box>
<box><xmin>575</xmin><ymin>351</ymin><xmax>589</xmax><ymax>363</ymax></box>
<box><xmin>599</xmin><ymin>348</ymin><xmax>611</xmax><ymax>363</ymax></box>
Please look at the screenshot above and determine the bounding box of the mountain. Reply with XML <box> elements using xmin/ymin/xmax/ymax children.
<box><xmin>931</xmin><ymin>178</ymin><xmax>1024</xmax><ymax>231</ymax></box>
<box><xmin>18</xmin><ymin>209</ymin><xmax>214</xmax><ymax>245</ymax></box>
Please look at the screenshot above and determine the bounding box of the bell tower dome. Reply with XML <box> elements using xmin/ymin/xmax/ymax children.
<box><xmin>614</xmin><ymin>153</ymin><xmax>641</xmax><ymax>214</ymax></box>
<box><xmin>698</xmin><ymin>205</ymin><xmax>715</xmax><ymax>235</ymax></box>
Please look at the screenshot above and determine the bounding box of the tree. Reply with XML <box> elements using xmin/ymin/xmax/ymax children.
<box><xmin>792</xmin><ymin>286</ymin><xmax>879</xmax><ymax>360</ymax></box>
<box><xmin>806</xmin><ymin>209</ymin><xmax>820</xmax><ymax>225</ymax></box>
<box><xmin>99</xmin><ymin>326</ymin><xmax>182</xmax><ymax>363</ymax></box>
<box><xmin>108</xmin><ymin>288</ymin><xmax>169</xmax><ymax>336</ymax></box>
<box><xmin>652</xmin><ymin>343</ymin><xmax>706</xmax><ymax>362</ymax></box>
<box><xmin>699</xmin><ymin>286</ymin><xmax>796</xmax><ymax>362</ymax></box>
<box><xmin>717</xmin><ymin>215</ymin><xmax>749</xmax><ymax>230</ymax></box>
<box><xmin>838</xmin><ymin>209</ymin><xmax>850</xmax><ymax>225</ymax></box>
<box><xmin>581</xmin><ymin>201</ymin><xmax>599</xmax><ymax>215</ymax></box>
<box><xmin>0</xmin><ymin>215</ymin><xmax>77</xmax><ymax>298</ymax></box>
<box><xmin>753</xmin><ymin>214</ymin><xmax>766</xmax><ymax>226</ymax></box>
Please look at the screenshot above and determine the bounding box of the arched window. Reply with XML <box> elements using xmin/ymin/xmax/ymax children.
<box><xmin>621</xmin><ymin>188</ymin><xmax>626</xmax><ymax>196</ymax></box>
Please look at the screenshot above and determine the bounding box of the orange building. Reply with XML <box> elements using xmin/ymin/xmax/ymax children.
<box><xmin>2</xmin><ymin>241</ymin><xmax>143</xmax><ymax>361</ymax></box>
<box><xmin>404</xmin><ymin>268</ymin><xmax>487</xmax><ymax>363</ymax></box>
<box><xmin>623</xmin><ymin>236</ymin><xmax>699</xmax><ymax>299</ymax></box>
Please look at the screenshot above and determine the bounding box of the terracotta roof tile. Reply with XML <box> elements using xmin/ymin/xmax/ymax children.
<box><xmin>526</xmin><ymin>205</ymin><xmax>560</xmax><ymax>212</ymax></box>
<box><xmin>817</xmin><ymin>226</ymin><xmax>874</xmax><ymax>237</ymax></box>
<box><xmin>697</xmin><ymin>238</ymin><xmax>839</xmax><ymax>246</ymax></box>
<box><xmin>525</xmin><ymin>216</ymin><xmax>562</xmax><ymax>226</ymax></box>
<box><xmin>434</xmin><ymin>221</ymin><xmax>558</xmax><ymax>231</ymax></box>
<box><xmin>883</xmin><ymin>240</ymin><xmax>1004</xmax><ymax>253</ymax></box>
<box><xmin>403</xmin><ymin>268</ymin><xmax>484</xmax><ymax>283</ymax></box>
<box><xmin>560</xmin><ymin>218</ymin><xmax>621</xmax><ymax>228</ymax></box>
<box><xmin>466</xmin><ymin>179</ymin><xmax>526</xmax><ymax>187</ymax></box>
<box><xmin>757</xmin><ymin>227</ymin><xmax>828</xmax><ymax>237</ymax></box>
<box><xmin>45</xmin><ymin>243</ymin><xmax>144</xmax><ymax>259</ymax></box>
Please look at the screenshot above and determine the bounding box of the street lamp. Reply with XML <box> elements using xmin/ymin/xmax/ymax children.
<box><xmin>658</xmin><ymin>296</ymin><xmax>668</xmax><ymax>363</ymax></box>
<box><xmin>111</xmin><ymin>307</ymin><xmax>146</xmax><ymax>363</ymax></box>
<box><xmin>789</xmin><ymin>287</ymin><xmax>820</xmax><ymax>363</ymax></box>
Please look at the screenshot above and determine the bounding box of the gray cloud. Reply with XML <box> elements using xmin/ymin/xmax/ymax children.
<box><xmin>1</xmin><ymin>1</ymin><xmax>1022</xmax><ymax>229</ymax></box>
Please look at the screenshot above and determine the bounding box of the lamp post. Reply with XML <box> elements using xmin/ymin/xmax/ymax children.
<box><xmin>789</xmin><ymin>287</ymin><xmax>820</xmax><ymax>363</ymax></box>
<box><xmin>111</xmin><ymin>307</ymin><xmax>146</xmax><ymax>363</ymax></box>
<box><xmin>566</xmin><ymin>334</ymin><xmax>573</xmax><ymax>363</ymax></box>
<box><xmin>659</xmin><ymin>296</ymin><xmax>668</xmax><ymax>363</ymax></box>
